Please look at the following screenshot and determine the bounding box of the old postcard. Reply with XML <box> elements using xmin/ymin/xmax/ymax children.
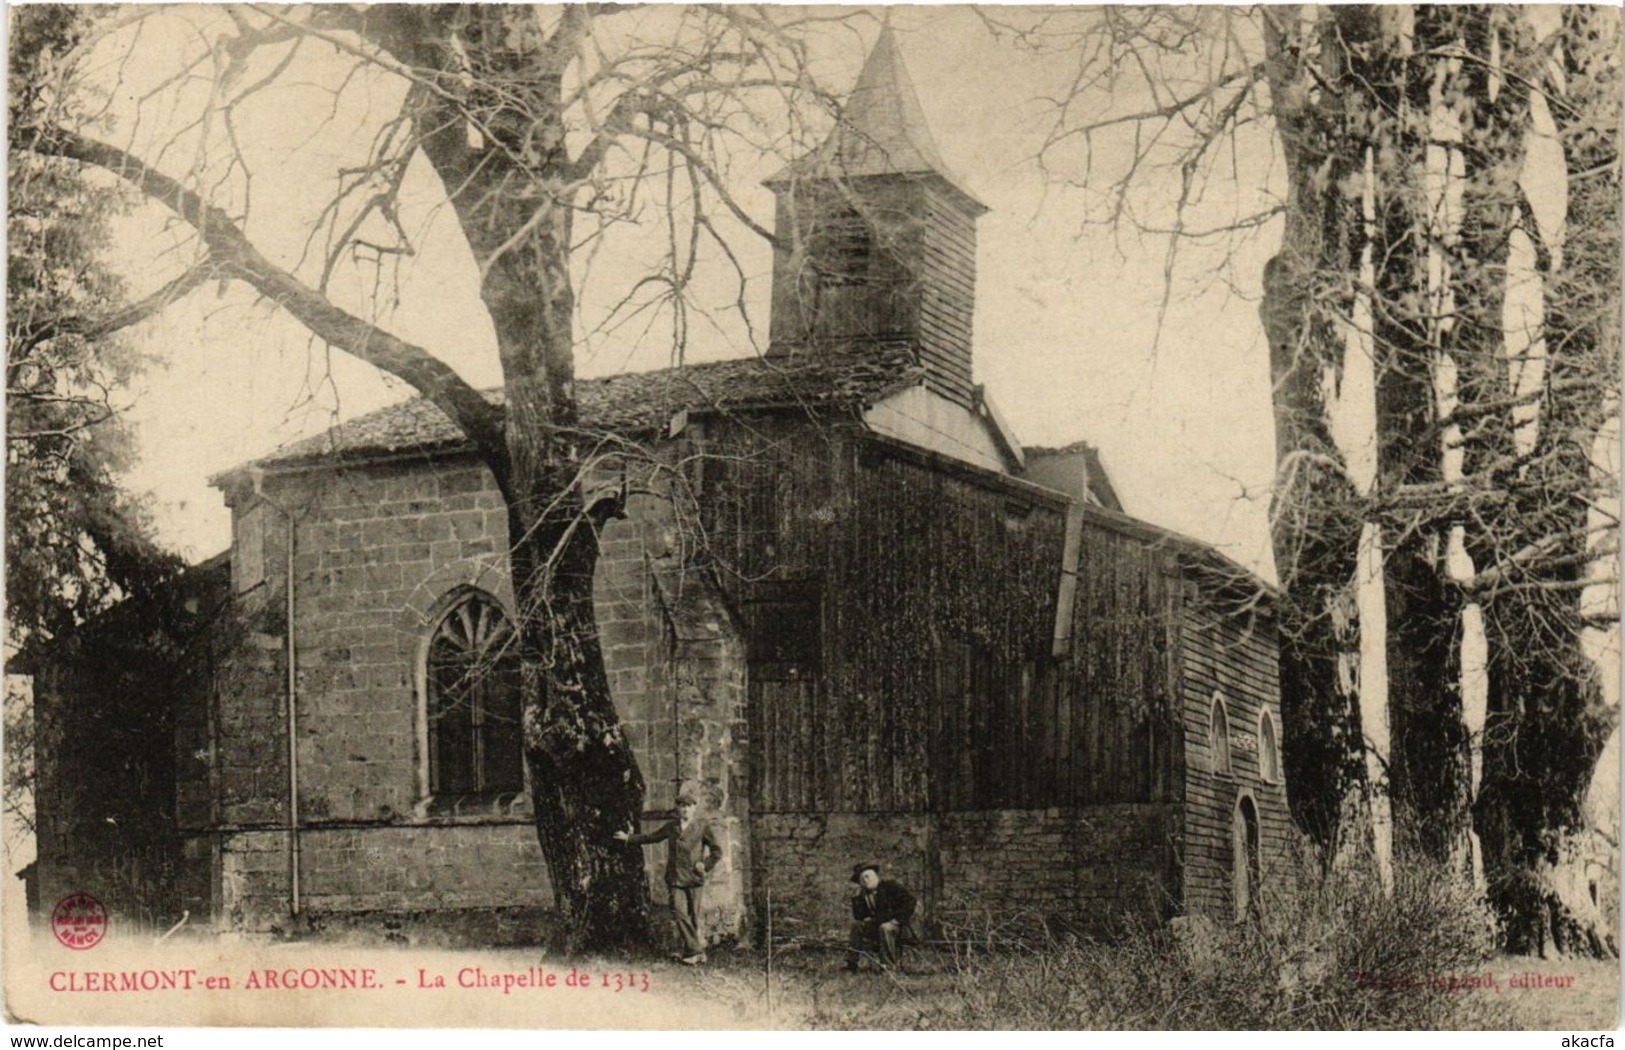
<box><xmin>5</xmin><ymin>3</ymin><xmax>1619</xmax><ymax>1033</ymax></box>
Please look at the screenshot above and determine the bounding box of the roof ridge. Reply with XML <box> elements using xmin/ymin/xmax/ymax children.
<box><xmin>216</xmin><ymin>343</ymin><xmax>922</xmax><ymax>478</ymax></box>
<box><xmin>1025</xmin><ymin>439</ymin><xmax>1102</xmax><ymax>456</ymax></box>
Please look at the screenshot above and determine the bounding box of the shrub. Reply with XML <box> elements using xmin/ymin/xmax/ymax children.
<box><xmin>840</xmin><ymin>850</ymin><xmax>1512</xmax><ymax>1030</ymax></box>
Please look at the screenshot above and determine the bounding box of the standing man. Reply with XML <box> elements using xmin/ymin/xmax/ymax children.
<box><xmin>616</xmin><ymin>793</ymin><xmax>721</xmax><ymax>964</ymax></box>
<box><xmin>847</xmin><ymin>862</ymin><xmax>916</xmax><ymax>972</ymax></box>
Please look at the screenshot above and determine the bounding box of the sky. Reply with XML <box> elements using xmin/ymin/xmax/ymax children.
<box><xmin>90</xmin><ymin>5</ymin><xmax>1286</xmax><ymax>578</ymax></box>
<box><xmin>8</xmin><ymin>0</ymin><xmax>1619</xmax><ymax>984</ymax></box>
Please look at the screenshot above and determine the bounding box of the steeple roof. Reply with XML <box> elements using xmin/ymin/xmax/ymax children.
<box><xmin>769</xmin><ymin>28</ymin><xmax>987</xmax><ymax>212</ymax></box>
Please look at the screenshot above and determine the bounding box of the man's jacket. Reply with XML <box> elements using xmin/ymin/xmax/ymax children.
<box><xmin>627</xmin><ymin>819</ymin><xmax>721</xmax><ymax>888</ymax></box>
<box><xmin>852</xmin><ymin>879</ymin><xmax>916</xmax><ymax>927</ymax></box>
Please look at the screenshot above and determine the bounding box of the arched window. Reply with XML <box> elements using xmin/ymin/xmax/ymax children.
<box><xmin>426</xmin><ymin>591</ymin><xmax>523</xmax><ymax>798</ymax></box>
<box><xmin>1258</xmin><ymin>710</ymin><xmax>1281</xmax><ymax>784</ymax></box>
<box><xmin>1210</xmin><ymin>693</ymin><xmax>1233</xmax><ymax>776</ymax></box>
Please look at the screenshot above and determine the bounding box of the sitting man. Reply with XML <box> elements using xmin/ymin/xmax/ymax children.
<box><xmin>847</xmin><ymin>862</ymin><xmax>916</xmax><ymax>972</ymax></box>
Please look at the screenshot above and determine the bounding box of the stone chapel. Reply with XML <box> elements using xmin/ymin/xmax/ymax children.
<box><xmin>31</xmin><ymin>31</ymin><xmax>1289</xmax><ymax>947</ymax></box>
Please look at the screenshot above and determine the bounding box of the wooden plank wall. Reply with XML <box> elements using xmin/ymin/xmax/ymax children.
<box><xmin>764</xmin><ymin>179</ymin><xmax>977</xmax><ymax>409</ymax></box>
<box><xmin>767</xmin><ymin>182</ymin><xmax>922</xmax><ymax>350</ymax></box>
<box><xmin>1065</xmin><ymin>530</ymin><xmax>1187</xmax><ymax>807</ymax></box>
<box><xmin>700</xmin><ymin>421</ymin><xmax>1189</xmax><ymax>816</ymax></box>
<box><xmin>917</xmin><ymin>184</ymin><xmax>977</xmax><ymax>406</ymax></box>
<box><xmin>1177</xmin><ymin>583</ymin><xmax>1290</xmax><ymax>919</ymax></box>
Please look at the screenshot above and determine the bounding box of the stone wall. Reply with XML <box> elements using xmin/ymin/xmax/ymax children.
<box><xmin>611</xmin><ymin>492</ymin><xmax>753</xmax><ymax>948</ymax></box>
<box><xmin>937</xmin><ymin>805</ymin><xmax>1179</xmax><ymax>936</ymax></box>
<box><xmin>208</xmin><ymin>452</ymin><xmax>749</xmax><ymax>941</ymax></box>
<box><xmin>749</xmin><ymin>806</ymin><xmax>1179</xmax><ymax>944</ymax></box>
<box><xmin>642</xmin><ymin>552</ymin><xmax>751</xmax><ymax>946</ymax></box>
<box><xmin>217</xmin><ymin>824</ymin><xmax>550</xmax><ymax>935</ymax></box>
<box><xmin>211</xmin><ymin>625</ymin><xmax>289</xmax><ymax>830</ymax></box>
<box><xmin>750</xmin><ymin>813</ymin><xmax>934</xmax><ymax>944</ymax></box>
<box><xmin>258</xmin><ymin>457</ymin><xmax>513</xmax><ymax>826</ymax></box>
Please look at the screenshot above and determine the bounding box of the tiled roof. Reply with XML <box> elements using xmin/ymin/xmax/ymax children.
<box><xmin>1024</xmin><ymin>439</ymin><xmax>1103</xmax><ymax>458</ymax></box>
<box><xmin>243</xmin><ymin>342</ymin><xmax>921</xmax><ymax>471</ymax></box>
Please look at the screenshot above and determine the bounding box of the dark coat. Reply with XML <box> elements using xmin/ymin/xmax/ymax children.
<box><xmin>627</xmin><ymin>818</ymin><xmax>721</xmax><ymax>888</ymax></box>
<box><xmin>851</xmin><ymin>878</ymin><xmax>916</xmax><ymax>927</ymax></box>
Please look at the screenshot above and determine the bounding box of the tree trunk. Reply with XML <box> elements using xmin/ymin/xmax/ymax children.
<box><xmin>368</xmin><ymin>6</ymin><xmax>655</xmax><ymax>950</ymax></box>
<box><xmin>1360</xmin><ymin>5</ymin><xmax>1474</xmax><ymax>869</ymax></box>
<box><xmin>515</xmin><ymin>494</ymin><xmax>653</xmax><ymax>949</ymax></box>
<box><xmin>1260</xmin><ymin>4</ymin><xmax>1370</xmax><ymax>857</ymax></box>
<box><xmin>1471</xmin><ymin>5</ymin><xmax>1620</xmax><ymax>957</ymax></box>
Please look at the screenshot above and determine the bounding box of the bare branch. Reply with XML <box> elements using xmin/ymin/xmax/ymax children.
<box><xmin>11</xmin><ymin>261</ymin><xmax>216</xmax><ymax>353</ymax></box>
<box><xmin>24</xmin><ymin>124</ymin><xmax>511</xmax><ymax>490</ymax></box>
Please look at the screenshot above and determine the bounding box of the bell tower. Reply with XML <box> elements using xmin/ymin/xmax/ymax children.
<box><xmin>766</xmin><ymin>29</ymin><xmax>988</xmax><ymax>408</ymax></box>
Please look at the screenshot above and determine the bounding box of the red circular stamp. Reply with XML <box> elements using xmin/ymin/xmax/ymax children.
<box><xmin>51</xmin><ymin>893</ymin><xmax>107</xmax><ymax>950</ymax></box>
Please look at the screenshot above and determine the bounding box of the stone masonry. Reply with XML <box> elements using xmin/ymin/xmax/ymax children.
<box><xmin>937</xmin><ymin>805</ymin><xmax>1181</xmax><ymax>936</ymax></box>
<box><xmin>751</xmin><ymin>813</ymin><xmax>934</xmax><ymax>945</ymax></box>
<box><xmin>751</xmin><ymin>805</ymin><xmax>1181</xmax><ymax>945</ymax></box>
<box><xmin>209</xmin><ymin>450</ymin><xmax>749</xmax><ymax>942</ymax></box>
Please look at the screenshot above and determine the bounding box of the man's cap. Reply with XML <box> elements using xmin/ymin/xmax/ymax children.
<box><xmin>676</xmin><ymin>793</ymin><xmax>697</xmax><ymax>805</ymax></box>
<box><xmin>850</xmin><ymin>862</ymin><xmax>880</xmax><ymax>883</ymax></box>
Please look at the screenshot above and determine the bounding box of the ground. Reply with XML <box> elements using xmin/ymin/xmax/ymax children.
<box><xmin>5</xmin><ymin>925</ymin><xmax>1617</xmax><ymax>1030</ymax></box>
<box><xmin>1496</xmin><ymin>955</ymin><xmax>1620</xmax><ymax>1032</ymax></box>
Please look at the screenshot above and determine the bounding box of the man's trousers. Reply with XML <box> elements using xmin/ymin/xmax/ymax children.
<box><xmin>669</xmin><ymin>885</ymin><xmax>704</xmax><ymax>957</ymax></box>
<box><xmin>847</xmin><ymin>920</ymin><xmax>901</xmax><ymax>968</ymax></box>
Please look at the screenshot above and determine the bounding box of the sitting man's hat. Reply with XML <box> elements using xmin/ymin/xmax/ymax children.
<box><xmin>850</xmin><ymin>862</ymin><xmax>880</xmax><ymax>883</ymax></box>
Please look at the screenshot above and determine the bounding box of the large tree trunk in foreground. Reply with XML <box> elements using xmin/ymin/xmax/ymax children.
<box><xmin>516</xmin><ymin>498</ymin><xmax>652</xmax><ymax>949</ymax></box>
<box><xmin>370</xmin><ymin>6</ymin><xmax>653</xmax><ymax>949</ymax></box>
<box><xmin>1361</xmin><ymin>6</ymin><xmax>1475</xmax><ymax>871</ymax></box>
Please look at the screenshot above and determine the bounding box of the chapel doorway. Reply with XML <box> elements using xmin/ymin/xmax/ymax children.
<box><xmin>1232</xmin><ymin>794</ymin><xmax>1261</xmax><ymax>921</ymax></box>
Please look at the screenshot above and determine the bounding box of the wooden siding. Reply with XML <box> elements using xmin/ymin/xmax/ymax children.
<box><xmin>699</xmin><ymin>420</ymin><xmax>1188</xmax><ymax>815</ymax></box>
<box><xmin>1065</xmin><ymin>531</ymin><xmax>1186</xmax><ymax>807</ymax></box>
<box><xmin>1177</xmin><ymin>586</ymin><xmax>1290</xmax><ymax>919</ymax></box>
<box><xmin>767</xmin><ymin>182</ymin><xmax>922</xmax><ymax>349</ymax></box>
<box><xmin>767</xmin><ymin>177</ymin><xmax>978</xmax><ymax>409</ymax></box>
<box><xmin>917</xmin><ymin>183</ymin><xmax>977</xmax><ymax>406</ymax></box>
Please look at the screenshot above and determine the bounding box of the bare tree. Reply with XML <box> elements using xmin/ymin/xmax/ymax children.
<box><xmin>1256</xmin><ymin>5</ymin><xmax>1376</xmax><ymax>865</ymax></box>
<box><xmin>13</xmin><ymin>3</ymin><xmax>858</xmax><ymax>949</ymax></box>
<box><xmin>997</xmin><ymin>4</ymin><xmax>1620</xmax><ymax>950</ymax></box>
<box><xmin>1467</xmin><ymin>5</ymin><xmax>1621</xmax><ymax>955</ymax></box>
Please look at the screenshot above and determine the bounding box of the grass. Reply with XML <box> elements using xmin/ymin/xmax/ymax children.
<box><xmin>673</xmin><ymin>941</ymin><xmax>1616</xmax><ymax>1030</ymax></box>
<box><xmin>13</xmin><ymin>852</ymin><xmax>1612</xmax><ymax>1030</ymax></box>
<box><xmin>678</xmin><ymin>852</ymin><xmax>1617</xmax><ymax>1030</ymax></box>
